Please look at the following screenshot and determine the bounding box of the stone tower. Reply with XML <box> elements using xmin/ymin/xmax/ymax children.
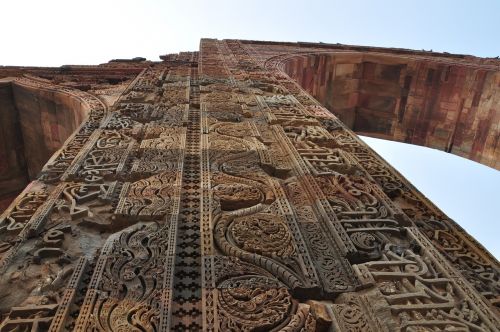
<box><xmin>0</xmin><ymin>39</ymin><xmax>498</xmax><ymax>331</ymax></box>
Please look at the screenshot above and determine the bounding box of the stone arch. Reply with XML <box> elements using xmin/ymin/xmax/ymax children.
<box><xmin>0</xmin><ymin>77</ymin><xmax>105</xmax><ymax>210</ymax></box>
<box><xmin>265</xmin><ymin>51</ymin><xmax>499</xmax><ymax>169</ymax></box>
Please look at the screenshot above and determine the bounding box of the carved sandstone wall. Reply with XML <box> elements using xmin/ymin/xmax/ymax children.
<box><xmin>283</xmin><ymin>52</ymin><xmax>499</xmax><ymax>168</ymax></box>
<box><xmin>0</xmin><ymin>40</ymin><xmax>498</xmax><ymax>331</ymax></box>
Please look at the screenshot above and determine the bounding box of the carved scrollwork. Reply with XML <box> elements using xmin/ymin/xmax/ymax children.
<box><xmin>65</xmin><ymin>130</ymin><xmax>135</xmax><ymax>183</ymax></box>
<box><xmin>0</xmin><ymin>191</ymin><xmax>48</xmax><ymax>235</ymax></box>
<box><xmin>217</xmin><ymin>273</ymin><xmax>317</xmax><ymax>332</ymax></box>
<box><xmin>317</xmin><ymin>174</ymin><xmax>403</xmax><ymax>221</ymax></box>
<box><xmin>330</xmin><ymin>293</ymin><xmax>383</xmax><ymax>332</ymax></box>
<box><xmin>116</xmin><ymin>103</ymin><xmax>162</xmax><ymax>123</ymax></box>
<box><xmin>115</xmin><ymin>171</ymin><xmax>177</xmax><ymax>220</ymax></box>
<box><xmin>354</xmin><ymin>244</ymin><xmax>497</xmax><ymax>330</ymax></box>
<box><xmin>131</xmin><ymin>149</ymin><xmax>180</xmax><ymax>178</ymax></box>
<box><xmin>218</xmin><ymin>275</ymin><xmax>293</xmax><ymax>331</ymax></box>
<box><xmin>213</xmin><ymin>182</ymin><xmax>264</xmax><ymax>211</ymax></box>
<box><xmin>201</xmin><ymin>91</ymin><xmax>240</xmax><ymax>104</ymax></box>
<box><xmin>284</xmin><ymin>125</ymin><xmax>359</xmax><ymax>175</ymax></box>
<box><xmin>229</xmin><ymin>213</ymin><xmax>296</xmax><ymax>259</ymax></box>
<box><xmin>327</xmin><ymin>128</ymin><xmax>500</xmax><ymax>309</ymax></box>
<box><xmin>211</xmin><ymin>121</ymin><xmax>260</xmax><ymax>138</ymax></box>
<box><xmin>215</xmin><ymin>211</ymin><xmax>311</xmax><ymax>290</ymax></box>
<box><xmin>299</xmin><ymin>222</ymin><xmax>356</xmax><ymax>294</ymax></box>
<box><xmin>55</xmin><ymin>183</ymin><xmax>108</xmax><ymax>220</ymax></box>
<box><xmin>84</xmin><ymin>223</ymin><xmax>166</xmax><ymax>331</ymax></box>
<box><xmin>140</xmin><ymin>127</ymin><xmax>185</xmax><ymax>150</ymax></box>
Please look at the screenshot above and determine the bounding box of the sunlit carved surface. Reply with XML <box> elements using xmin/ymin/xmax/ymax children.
<box><xmin>0</xmin><ymin>40</ymin><xmax>498</xmax><ymax>331</ymax></box>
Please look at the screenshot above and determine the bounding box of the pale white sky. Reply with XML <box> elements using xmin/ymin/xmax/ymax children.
<box><xmin>1</xmin><ymin>0</ymin><xmax>498</xmax><ymax>258</ymax></box>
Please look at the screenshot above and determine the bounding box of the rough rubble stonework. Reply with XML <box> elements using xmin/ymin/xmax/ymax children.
<box><xmin>0</xmin><ymin>39</ymin><xmax>498</xmax><ymax>331</ymax></box>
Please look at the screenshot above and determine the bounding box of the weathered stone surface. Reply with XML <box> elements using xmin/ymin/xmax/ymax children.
<box><xmin>273</xmin><ymin>45</ymin><xmax>500</xmax><ymax>169</ymax></box>
<box><xmin>0</xmin><ymin>40</ymin><xmax>498</xmax><ymax>331</ymax></box>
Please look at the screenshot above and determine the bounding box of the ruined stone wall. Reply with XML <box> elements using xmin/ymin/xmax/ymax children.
<box><xmin>0</xmin><ymin>40</ymin><xmax>498</xmax><ymax>331</ymax></box>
